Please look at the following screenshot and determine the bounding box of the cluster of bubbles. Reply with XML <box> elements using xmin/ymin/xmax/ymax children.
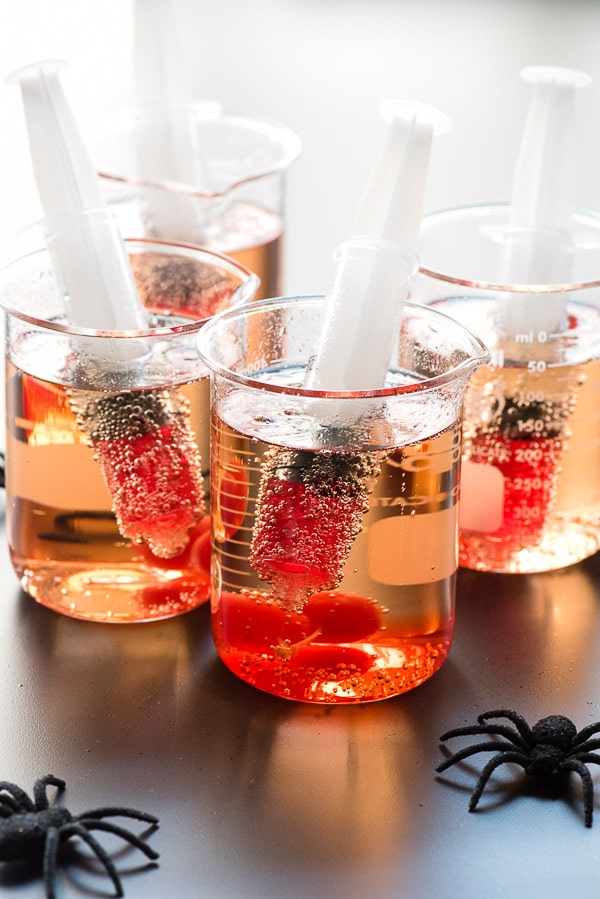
<box><xmin>250</xmin><ymin>447</ymin><xmax>382</xmax><ymax>611</ymax></box>
<box><xmin>70</xmin><ymin>385</ymin><xmax>204</xmax><ymax>558</ymax></box>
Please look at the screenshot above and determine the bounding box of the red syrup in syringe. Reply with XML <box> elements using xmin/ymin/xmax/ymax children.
<box><xmin>249</xmin><ymin>448</ymin><xmax>380</xmax><ymax>612</ymax></box>
<box><xmin>73</xmin><ymin>386</ymin><xmax>205</xmax><ymax>558</ymax></box>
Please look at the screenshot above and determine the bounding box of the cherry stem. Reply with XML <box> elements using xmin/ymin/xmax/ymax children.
<box><xmin>275</xmin><ymin>627</ymin><xmax>323</xmax><ymax>661</ymax></box>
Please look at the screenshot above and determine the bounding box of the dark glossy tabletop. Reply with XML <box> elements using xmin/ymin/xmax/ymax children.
<box><xmin>2</xmin><ymin>514</ymin><xmax>600</xmax><ymax>898</ymax></box>
<box><xmin>3</xmin><ymin>1</ymin><xmax>600</xmax><ymax>896</ymax></box>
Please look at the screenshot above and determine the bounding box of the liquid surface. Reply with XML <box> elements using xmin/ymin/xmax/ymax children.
<box><xmin>112</xmin><ymin>199</ymin><xmax>283</xmax><ymax>301</ymax></box>
<box><xmin>203</xmin><ymin>203</ymin><xmax>283</xmax><ymax>301</ymax></box>
<box><xmin>211</xmin><ymin>393</ymin><xmax>461</xmax><ymax>704</ymax></box>
<box><xmin>6</xmin><ymin>362</ymin><xmax>212</xmax><ymax>621</ymax></box>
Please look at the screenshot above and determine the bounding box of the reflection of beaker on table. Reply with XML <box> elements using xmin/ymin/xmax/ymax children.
<box><xmin>413</xmin><ymin>203</ymin><xmax>600</xmax><ymax>573</ymax></box>
<box><xmin>95</xmin><ymin>104</ymin><xmax>301</xmax><ymax>300</ymax></box>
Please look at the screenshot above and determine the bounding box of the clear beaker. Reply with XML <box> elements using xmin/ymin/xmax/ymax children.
<box><xmin>94</xmin><ymin>103</ymin><xmax>301</xmax><ymax>300</ymax></box>
<box><xmin>197</xmin><ymin>295</ymin><xmax>488</xmax><ymax>703</ymax></box>
<box><xmin>1</xmin><ymin>225</ymin><xmax>258</xmax><ymax>622</ymax></box>
<box><xmin>412</xmin><ymin>202</ymin><xmax>600</xmax><ymax>573</ymax></box>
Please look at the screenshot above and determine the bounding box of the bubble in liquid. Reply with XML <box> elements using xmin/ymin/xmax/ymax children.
<box><xmin>129</xmin><ymin>251</ymin><xmax>240</xmax><ymax>320</ymax></box>
<box><xmin>70</xmin><ymin>385</ymin><xmax>205</xmax><ymax>557</ymax></box>
<box><xmin>250</xmin><ymin>447</ymin><xmax>382</xmax><ymax>611</ymax></box>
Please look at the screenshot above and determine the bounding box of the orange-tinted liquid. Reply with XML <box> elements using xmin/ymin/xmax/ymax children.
<box><xmin>6</xmin><ymin>363</ymin><xmax>212</xmax><ymax>622</ymax></box>
<box><xmin>110</xmin><ymin>195</ymin><xmax>283</xmax><ymax>301</ymax></box>
<box><xmin>201</xmin><ymin>202</ymin><xmax>283</xmax><ymax>301</ymax></box>
<box><xmin>210</xmin><ymin>404</ymin><xmax>460</xmax><ymax>703</ymax></box>
<box><xmin>227</xmin><ymin>231</ymin><xmax>282</xmax><ymax>301</ymax></box>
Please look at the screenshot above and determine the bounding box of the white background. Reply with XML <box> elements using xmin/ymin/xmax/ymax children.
<box><xmin>1</xmin><ymin>0</ymin><xmax>600</xmax><ymax>294</ymax></box>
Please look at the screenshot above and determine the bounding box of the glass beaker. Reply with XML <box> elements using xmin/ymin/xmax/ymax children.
<box><xmin>94</xmin><ymin>103</ymin><xmax>301</xmax><ymax>301</ymax></box>
<box><xmin>197</xmin><ymin>295</ymin><xmax>488</xmax><ymax>703</ymax></box>
<box><xmin>1</xmin><ymin>222</ymin><xmax>258</xmax><ymax>622</ymax></box>
<box><xmin>412</xmin><ymin>202</ymin><xmax>600</xmax><ymax>573</ymax></box>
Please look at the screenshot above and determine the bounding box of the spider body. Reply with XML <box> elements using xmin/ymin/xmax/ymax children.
<box><xmin>436</xmin><ymin>709</ymin><xmax>600</xmax><ymax>827</ymax></box>
<box><xmin>0</xmin><ymin>775</ymin><xmax>159</xmax><ymax>898</ymax></box>
<box><xmin>0</xmin><ymin>806</ymin><xmax>72</xmax><ymax>860</ymax></box>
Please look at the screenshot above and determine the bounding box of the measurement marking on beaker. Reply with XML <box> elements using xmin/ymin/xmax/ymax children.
<box><xmin>515</xmin><ymin>330</ymin><xmax>550</xmax><ymax>343</ymax></box>
<box><xmin>527</xmin><ymin>360</ymin><xmax>548</xmax><ymax>372</ymax></box>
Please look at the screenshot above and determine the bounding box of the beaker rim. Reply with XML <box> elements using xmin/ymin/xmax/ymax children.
<box><xmin>97</xmin><ymin>103</ymin><xmax>302</xmax><ymax>199</ymax></box>
<box><xmin>197</xmin><ymin>294</ymin><xmax>490</xmax><ymax>398</ymax></box>
<box><xmin>0</xmin><ymin>233</ymin><xmax>259</xmax><ymax>338</ymax></box>
<box><xmin>418</xmin><ymin>201</ymin><xmax>600</xmax><ymax>292</ymax></box>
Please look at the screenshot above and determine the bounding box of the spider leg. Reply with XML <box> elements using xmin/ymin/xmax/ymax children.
<box><xmin>60</xmin><ymin>823</ymin><xmax>124</xmax><ymax>897</ymax></box>
<box><xmin>560</xmin><ymin>759</ymin><xmax>595</xmax><ymax>828</ymax></box>
<box><xmin>43</xmin><ymin>827</ymin><xmax>61</xmax><ymax>899</ymax></box>
<box><xmin>78</xmin><ymin>807</ymin><xmax>159</xmax><ymax>826</ymax></box>
<box><xmin>574</xmin><ymin>722</ymin><xmax>600</xmax><ymax>745</ymax></box>
<box><xmin>0</xmin><ymin>781</ymin><xmax>33</xmax><ymax>812</ymax></box>
<box><xmin>0</xmin><ymin>795</ymin><xmax>22</xmax><ymax>815</ymax></box>
<box><xmin>572</xmin><ymin>739</ymin><xmax>600</xmax><ymax>754</ymax></box>
<box><xmin>436</xmin><ymin>740</ymin><xmax>521</xmax><ymax>773</ymax></box>
<box><xmin>77</xmin><ymin>819</ymin><xmax>159</xmax><ymax>860</ymax></box>
<box><xmin>34</xmin><ymin>776</ymin><xmax>66</xmax><ymax>811</ymax></box>
<box><xmin>439</xmin><ymin>724</ymin><xmax>528</xmax><ymax>750</ymax></box>
<box><xmin>468</xmin><ymin>751</ymin><xmax>528</xmax><ymax>811</ymax></box>
<box><xmin>569</xmin><ymin>752</ymin><xmax>600</xmax><ymax>767</ymax></box>
<box><xmin>477</xmin><ymin>709</ymin><xmax>533</xmax><ymax>744</ymax></box>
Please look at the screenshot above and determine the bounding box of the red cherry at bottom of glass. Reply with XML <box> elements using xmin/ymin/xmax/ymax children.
<box><xmin>140</xmin><ymin>516</ymin><xmax>212</xmax><ymax>611</ymax></box>
<box><xmin>303</xmin><ymin>591</ymin><xmax>382</xmax><ymax>642</ymax></box>
<box><xmin>213</xmin><ymin>589</ymin><xmax>449</xmax><ymax>703</ymax></box>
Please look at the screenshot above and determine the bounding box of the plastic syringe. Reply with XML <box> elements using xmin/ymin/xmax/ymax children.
<box><xmin>499</xmin><ymin>65</ymin><xmax>591</xmax><ymax>339</ymax></box>
<box><xmin>133</xmin><ymin>0</ymin><xmax>218</xmax><ymax>240</ymax></box>
<box><xmin>460</xmin><ymin>66</ymin><xmax>591</xmax><ymax>548</ymax></box>
<box><xmin>6</xmin><ymin>60</ymin><xmax>205</xmax><ymax>557</ymax></box>
<box><xmin>305</xmin><ymin>101</ymin><xmax>451</xmax><ymax>393</ymax></box>
<box><xmin>250</xmin><ymin>102</ymin><xmax>451</xmax><ymax>611</ymax></box>
<box><xmin>6</xmin><ymin>61</ymin><xmax>148</xmax><ymax>341</ymax></box>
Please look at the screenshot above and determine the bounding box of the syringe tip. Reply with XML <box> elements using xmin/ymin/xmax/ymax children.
<box><xmin>521</xmin><ymin>65</ymin><xmax>592</xmax><ymax>90</ymax></box>
<box><xmin>379</xmin><ymin>99</ymin><xmax>452</xmax><ymax>136</ymax></box>
<box><xmin>4</xmin><ymin>58</ymin><xmax>67</xmax><ymax>87</ymax></box>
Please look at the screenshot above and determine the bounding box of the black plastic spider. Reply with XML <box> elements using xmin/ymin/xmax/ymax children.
<box><xmin>436</xmin><ymin>708</ymin><xmax>600</xmax><ymax>827</ymax></box>
<box><xmin>0</xmin><ymin>775</ymin><xmax>159</xmax><ymax>898</ymax></box>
